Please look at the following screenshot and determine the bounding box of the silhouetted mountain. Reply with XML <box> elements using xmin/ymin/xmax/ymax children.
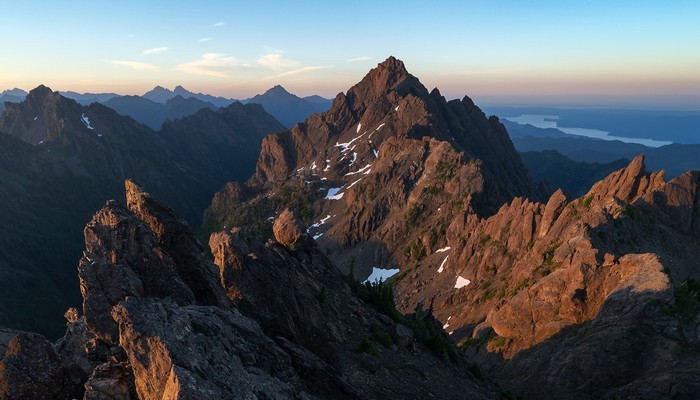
<box><xmin>0</xmin><ymin>88</ymin><xmax>28</xmax><ymax>113</ymax></box>
<box><xmin>141</xmin><ymin>85</ymin><xmax>175</xmax><ymax>104</ymax></box>
<box><xmin>303</xmin><ymin>94</ymin><xmax>333</xmax><ymax>105</ymax></box>
<box><xmin>104</xmin><ymin>94</ymin><xmax>216</xmax><ymax>129</ymax></box>
<box><xmin>0</xmin><ymin>86</ymin><xmax>283</xmax><ymax>336</ymax></box>
<box><xmin>142</xmin><ymin>85</ymin><xmax>235</xmax><ymax>107</ymax></box>
<box><xmin>172</xmin><ymin>85</ymin><xmax>234</xmax><ymax>107</ymax></box>
<box><xmin>520</xmin><ymin>150</ymin><xmax>629</xmax><ymax>197</ymax></box>
<box><xmin>244</xmin><ymin>85</ymin><xmax>332</xmax><ymax>128</ymax></box>
<box><xmin>59</xmin><ymin>91</ymin><xmax>119</xmax><ymax>105</ymax></box>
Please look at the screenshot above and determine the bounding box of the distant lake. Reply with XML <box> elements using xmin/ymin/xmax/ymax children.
<box><xmin>505</xmin><ymin>114</ymin><xmax>673</xmax><ymax>148</ymax></box>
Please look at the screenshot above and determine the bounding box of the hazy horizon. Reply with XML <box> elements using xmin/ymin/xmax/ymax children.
<box><xmin>2</xmin><ymin>1</ymin><xmax>699</xmax><ymax>109</ymax></box>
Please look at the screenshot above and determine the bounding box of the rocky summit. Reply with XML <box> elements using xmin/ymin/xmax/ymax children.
<box><xmin>1</xmin><ymin>181</ymin><xmax>499</xmax><ymax>399</ymax></box>
<box><xmin>205</xmin><ymin>57</ymin><xmax>700</xmax><ymax>399</ymax></box>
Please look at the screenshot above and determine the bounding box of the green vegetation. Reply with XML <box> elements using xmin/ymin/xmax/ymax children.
<box><xmin>316</xmin><ymin>287</ymin><xmax>329</xmax><ymax>304</ymax></box>
<box><xmin>403</xmin><ymin>238</ymin><xmax>426</xmax><ymax>263</ymax></box>
<box><xmin>371</xmin><ymin>324</ymin><xmax>394</xmax><ymax>348</ymax></box>
<box><xmin>435</xmin><ymin>159</ymin><xmax>456</xmax><ymax>181</ymax></box>
<box><xmin>467</xmin><ymin>363</ymin><xmax>485</xmax><ymax>380</ymax></box>
<box><xmin>672</xmin><ymin>278</ymin><xmax>700</xmax><ymax>323</ymax></box>
<box><xmin>356</xmin><ymin>337</ymin><xmax>379</xmax><ymax>356</ymax></box>
<box><xmin>350</xmin><ymin>278</ymin><xmax>459</xmax><ymax>361</ymax></box>
<box><xmin>405</xmin><ymin>204</ymin><xmax>424</xmax><ymax>228</ymax></box>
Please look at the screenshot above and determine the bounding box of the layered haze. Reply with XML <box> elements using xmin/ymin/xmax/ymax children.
<box><xmin>1</xmin><ymin>1</ymin><xmax>698</xmax><ymax>108</ymax></box>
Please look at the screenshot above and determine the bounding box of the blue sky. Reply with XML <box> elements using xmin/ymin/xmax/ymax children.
<box><xmin>2</xmin><ymin>1</ymin><xmax>699</xmax><ymax>107</ymax></box>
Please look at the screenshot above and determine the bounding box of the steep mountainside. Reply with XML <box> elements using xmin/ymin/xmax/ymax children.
<box><xmin>207</xmin><ymin>56</ymin><xmax>543</xmax><ymax>280</ymax></box>
<box><xmin>244</xmin><ymin>85</ymin><xmax>332</xmax><ymax>128</ymax></box>
<box><xmin>520</xmin><ymin>150</ymin><xmax>629</xmax><ymax>197</ymax></box>
<box><xmin>0</xmin><ymin>182</ymin><xmax>500</xmax><ymax>399</ymax></box>
<box><xmin>206</xmin><ymin>57</ymin><xmax>700</xmax><ymax>399</ymax></box>
<box><xmin>406</xmin><ymin>155</ymin><xmax>700</xmax><ymax>398</ymax></box>
<box><xmin>0</xmin><ymin>86</ymin><xmax>283</xmax><ymax>336</ymax></box>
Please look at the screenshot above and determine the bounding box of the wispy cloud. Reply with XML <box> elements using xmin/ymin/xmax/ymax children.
<box><xmin>257</xmin><ymin>53</ymin><xmax>300</xmax><ymax>71</ymax></box>
<box><xmin>263</xmin><ymin>66</ymin><xmax>332</xmax><ymax>80</ymax></box>
<box><xmin>141</xmin><ymin>47</ymin><xmax>169</xmax><ymax>56</ymax></box>
<box><xmin>212</xmin><ymin>21</ymin><xmax>225</xmax><ymax>27</ymax></box>
<box><xmin>177</xmin><ymin>53</ymin><xmax>245</xmax><ymax>78</ymax></box>
<box><xmin>107</xmin><ymin>60</ymin><xmax>160</xmax><ymax>71</ymax></box>
<box><xmin>198</xmin><ymin>37</ymin><xmax>212</xmax><ymax>43</ymax></box>
<box><xmin>347</xmin><ymin>56</ymin><xmax>372</xmax><ymax>62</ymax></box>
<box><xmin>127</xmin><ymin>34</ymin><xmax>135</xmax><ymax>39</ymax></box>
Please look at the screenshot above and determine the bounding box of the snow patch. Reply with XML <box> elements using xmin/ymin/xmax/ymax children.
<box><xmin>442</xmin><ymin>316</ymin><xmax>452</xmax><ymax>330</ymax></box>
<box><xmin>454</xmin><ymin>276</ymin><xmax>471</xmax><ymax>289</ymax></box>
<box><xmin>357</xmin><ymin>123</ymin><xmax>362</xmax><ymax>133</ymax></box>
<box><xmin>81</xmin><ymin>113</ymin><xmax>95</xmax><ymax>130</ymax></box>
<box><xmin>313</xmin><ymin>233</ymin><xmax>323</xmax><ymax>240</ymax></box>
<box><xmin>364</xmin><ymin>267</ymin><xmax>400</xmax><ymax>284</ymax></box>
<box><xmin>34</xmin><ymin>116</ymin><xmax>38</xmax><ymax>121</ymax></box>
<box><xmin>372</xmin><ymin>149</ymin><xmax>378</xmax><ymax>158</ymax></box>
<box><xmin>325</xmin><ymin>187</ymin><xmax>344</xmax><ymax>200</ymax></box>
<box><xmin>349</xmin><ymin>152</ymin><xmax>357</xmax><ymax>165</ymax></box>
<box><xmin>435</xmin><ymin>246</ymin><xmax>451</xmax><ymax>253</ymax></box>
<box><xmin>395</xmin><ymin>106</ymin><xmax>399</xmax><ymax>111</ymax></box>
<box><xmin>345</xmin><ymin>163</ymin><xmax>372</xmax><ymax>176</ymax></box>
<box><xmin>311</xmin><ymin>161</ymin><xmax>317</xmax><ymax>170</ymax></box>
<box><xmin>310</xmin><ymin>214</ymin><xmax>333</xmax><ymax>229</ymax></box>
<box><xmin>438</xmin><ymin>255</ymin><xmax>449</xmax><ymax>273</ymax></box>
<box><xmin>336</xmin><ymin>131</ymin><xmax>368</xmax><ymax>153</ymax></box>
<box><xmin>347</xmin><ymin>178</ymin><xmax>363</xmax><ymax>189</ymax></box>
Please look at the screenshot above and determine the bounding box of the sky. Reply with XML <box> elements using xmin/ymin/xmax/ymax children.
<box><xmin>2</xmin><ymin>1</ymin><xmax>699</xmax><ymax>108</ymax></box>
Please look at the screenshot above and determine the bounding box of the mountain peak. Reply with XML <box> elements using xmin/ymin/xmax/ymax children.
<box><xmin>263</xmin><ymin>85</ymin><xmax>292</xmax><ymax>96</ymax></box>
<box><xmin>27</xmin><ymin>84</ymin><xmax>55</xmax><ymax>100</ymax></box>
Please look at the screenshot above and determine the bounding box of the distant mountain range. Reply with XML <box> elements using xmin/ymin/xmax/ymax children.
<box><xmin>0</xmin><ymin>85</ymin><xmax>284</xmax><ymax>335</ymax></box>
<box><xmin>2</xmin><ymin>85</ymin><xmax>333</xmax><ymax>130</ymax></box>
<box><xmin>240</xmin><ymin>85</ymin><xmax>332</xmax><ymax>128</ymax></box>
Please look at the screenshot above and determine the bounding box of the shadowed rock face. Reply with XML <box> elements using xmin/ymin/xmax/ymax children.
<box><xmin>207</xmin><ymin>56</ymin><xmax>543</xmax><ymax>287</ymax></box>
<box><xmin>206</xmin><ymin>57</ymin><xmax>700</xmax><ymax>399</ymax></box>
<box><xmin>0</xmin><ymin>181</ymin><xmax>499</xmax><ymax>399</ymax></box>
<box><xmin>392</xmin><ymin>154</ymin><xmax>700</xmax><ymax>399</ymax></box>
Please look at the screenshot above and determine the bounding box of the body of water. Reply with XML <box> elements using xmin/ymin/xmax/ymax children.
<box><xmin>505</xmin><ymin>114</ymin><xmax>672</xmax><ymax>147</ymax></box>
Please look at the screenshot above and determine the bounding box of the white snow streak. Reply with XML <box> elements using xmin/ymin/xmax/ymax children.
<box><xmin>438</xmin><ymin>255</ymin><xmax>449</xmax><ymax>273</ymax></box>
<box><xmin>81</xmin><ymin>113</ymin><xmax>95</xmax><ymax>130</ymax></box>
<box><xmin>344</xmin><ymin>163</ymin><xmax>372</xmax><ymax>176</ymax></box>
<box><xmin>435</xmin><ymin>246</ymin><xmax>451</xmax><ymax>253</ymax></box>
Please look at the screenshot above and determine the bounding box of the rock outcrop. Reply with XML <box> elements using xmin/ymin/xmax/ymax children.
<box><xmin>1</xmin><ymin>181</ymin><xmax>499</xmax><ymax>399</ymax></box>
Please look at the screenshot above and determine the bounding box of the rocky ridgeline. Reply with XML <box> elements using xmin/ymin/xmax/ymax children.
<box><xmin>205</xmin><ymin>57</ymin><xmax>700</xmax><ymax>399</ymax></box>
<box><xmin>1</xmin><ymin>181</ymin><xmax>498</xmax><ymax>399</ymax></box>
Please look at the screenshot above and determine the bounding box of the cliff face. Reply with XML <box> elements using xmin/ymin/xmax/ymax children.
<box><xmin>396</xmin><ymin>155</ymin><xmax>700</xmax><ymax>399</ymax></box>
<box><xmin>1</xmin><ymin>181</ymin><xmax>499</xmax><ymax>399</ymax></box>
<box><xmin>207</xmin><ymin>56</ymin><xmax>543</xmax><ymax>282</ymax></box>
<box><xmin>204</xmin><ymin>57</ymin><xmax>700</xmax><ymax>399</ymax></box>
